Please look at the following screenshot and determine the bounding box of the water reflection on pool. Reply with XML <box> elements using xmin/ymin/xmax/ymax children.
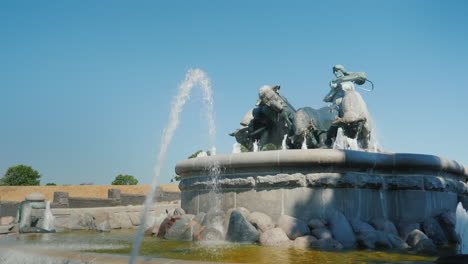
<box><xmin>0</xmin><ymin>231</ymin><xmax>438</xmax><ymax>264</ymax></box>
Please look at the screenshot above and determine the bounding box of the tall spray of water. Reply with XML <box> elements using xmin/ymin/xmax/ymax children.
<box><xmin>456</xmin><ymin>202</ymin><xmax>468</xmax><ymax>254</ymax></box>
<box><xmin>129</xmin><ymin>69</ymin><xmax>216</xmax><ymax>264</ymax></box>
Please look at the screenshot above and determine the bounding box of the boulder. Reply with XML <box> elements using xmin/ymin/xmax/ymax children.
<box><xmin>226</xmin><ymin>210</ymin><xmax>259</xmax><ymax>243</ymax></box>
<box><xmin>165</xmin><ymin>217</ymin><xmax>193</xmax><ymax>241</ymax></box>
<box><xmin>260</xmin><ymin>227</ymin><xmax>291</xmax><ymax>246</ymax></box>
<box><xmin>310</xmin><ymin>238</ymin><xmax>343</xmax><ymax>249</ymax></box>
<box><xmin>224</xmin><ymin>207</ymin><xmax>250</xmax><ymax>231</ymax></box>
<box><xmin>350</xmin><ymin>219</ymin><xmax>375</xmax><ymax>234</ymax></box>
<box><xmin>326</xmin><ymin>210</ymin><xmax>356</xmax><ymax>247</ymax></box>
<box><xmin>128</xmin><ymin>212</ymin><xmax>141</xmax><ymax>226</ymax></box>
<box><xmin>200</xmin><ymin>226</ymin><xmax>224</xmax><ymax>241</ymax></box>
<box><xmin>156</xmin><ymin>216</ymin><xmax>180</xmax><ymax>238</ymax></box>
<box><xmin>311</xmin><ymin>228</ymin><xmax>332</xmax><ymax>240</ymax></box>
<box><xmin>436</xmin><ymin>211</ymin><xmax>460</xmax><ymax>244</ymax></box>
<box><xmin>96</xmin><ymin>221</ymin><xmax>111</xmax><ymax>232</ymax></box>
<box><xmin>149</xmin><ymin>214</ymin><xmax>168</xmax><ymax>236</ymax></box>
<box><xmin>407</xmin><ymin>229</ymin><xmax>437</xmax><ymax>255</ymax></box>
<box><xmin>357</xmin><ymin>230</ymin><xmax>408</xmax><ymax>250</ymax></box>
<box><xmin>248</xmin><ymin>212</ymin><xmax>274</xmax><ymax>232</ymax></box>
<box><xmin>422</xmin><ymin>218</ymin><xmax>448</xmax><ymax>245</ymax></box>
<box><xmin>369</xmin><ymin>218</ymin><xmax>398</xmax><ymax>236</ymax></box>
<box><xmin>397</xmin><ymin>222</ymin><xmax>420</xmax><ymax>241</ymax></box>
<box><xmin>293</xmin><ymin>235</ymin><xmax>317</xmax><ymax>248</ymax></box>
<box><xmin>277</xmin><ymin>215</ymin><xmax>310</xmax><ymax>240</ymax></box>
<box><xmin>357</xmin><ymin>230</ymin><xmax>392</xmax><ymax>249</ymax></box>
<box><xmin>308</xmin><ymin>219</ymin><xmax>326</xmax><ymax>230</ymax></box>
<box><xmin>387</xmin><ymin>233</ymin><xmax>409</xmax><ymax>249</ymax></box>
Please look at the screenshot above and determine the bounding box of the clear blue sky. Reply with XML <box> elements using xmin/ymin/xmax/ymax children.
<box><xmin>1</xmin><ymin>0</ymin><xmax>467</xmax><ymax>185</ymax></box>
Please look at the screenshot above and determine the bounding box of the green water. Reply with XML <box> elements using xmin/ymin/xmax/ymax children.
<box><xmin>1</xmin><ymin>231</ymin><xmax>440</xmax><ymax>263</ymax></box>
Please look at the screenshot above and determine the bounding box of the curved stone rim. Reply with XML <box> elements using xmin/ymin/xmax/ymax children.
<box><xmin>175</xmin><ymin>149</ymin><xmax>468</xmax><ymax>178</ymax></box>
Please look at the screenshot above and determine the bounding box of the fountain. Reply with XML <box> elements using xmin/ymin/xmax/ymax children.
<box><xmin>176</xmin><ymin>65</ymin><xmax>468</xmax><ymax>254</ymax></box>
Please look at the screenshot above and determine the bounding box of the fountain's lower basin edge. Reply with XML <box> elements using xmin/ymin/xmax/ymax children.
<box><xmin>176</xmin><ymin>149</ymin><xmax>468</xmax><ymax>223</ymax></box>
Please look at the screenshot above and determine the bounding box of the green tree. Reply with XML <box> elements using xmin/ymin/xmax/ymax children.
<box><xmin>112</xmin><ymin>174</ymin><xmax>138</xmax><ymax>185</ymax></box>
<box><xmin>1</xmin><ymin>165</ymin><xmax>41</xmax><ymax>186</ymax></box>
<box><xmin>45</xmin><ymin>183</ymin><xmax>57</xmax><ymax>186</ymax></box>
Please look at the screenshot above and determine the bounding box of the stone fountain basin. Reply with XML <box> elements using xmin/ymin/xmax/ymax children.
<box><xmin>176</xmin><ymin>149</ymin><xmax>468</xmax><ymax>223</ymax></box>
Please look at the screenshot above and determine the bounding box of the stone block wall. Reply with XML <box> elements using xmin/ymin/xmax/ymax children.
<box><xmin>0</xmin><ymin>201</ymin><xmax>19</xmax><ymax>218</ymax></box>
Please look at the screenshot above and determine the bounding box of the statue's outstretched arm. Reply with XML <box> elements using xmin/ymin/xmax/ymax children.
<box><xmin>323</xmin><ymin>85</ymin><xmax>337</xmax><ymax>102</ymax></box>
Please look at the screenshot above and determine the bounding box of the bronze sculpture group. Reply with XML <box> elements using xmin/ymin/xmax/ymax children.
<box><xmin>230</xmin><ymin>65</ymin><xmax>373</xmax><ymax>151</ymax></box>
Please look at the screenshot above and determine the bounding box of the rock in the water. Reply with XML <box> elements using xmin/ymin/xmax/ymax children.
<box><xmin>350</xmin><ymin>219</ymin><xmax>375</xmax><ymax>234</ymax></box>
<box><xmin>369</xmin><ymin>218</ymin><xmax>398</xmax><ymax>236</ymax></box>
<box><xmin>308</xmin><ymin>219</ymin><xmax>326</xmax><ymax>230</ymax></box>
<box><xmin>407</xmin><ymin>229</ymin><xmax>437</xmax><ymax>255</ymax></box>
<box><xmin>200</xmin><ymin>226</ymin><xmax>224</xmax><ymax>241</ymax></box>
<box><xmin>436</xmin><ymin>211</ymin><xmax>460</xmax><ymax>244</ymax></box>
<box><xmin>248</xmin><ymin>212</ymin><xmax>274</xmax><ymax>232</ymax></box>
<box><xmin>310</xmin><ymin>238</ymin><xmax>343</xmax><ymax>249</ymax></box>
<box><xmin>96</xmin><ymin>221</ymin><xmax>111</xmax><ymax>232</ymax></box>
<box><xmin>311</xmin><ymin>227</ymin><xmax>332</xmax><ymax>240</ymax></box>
<box><xmin>422</xmin><ymin>218</ymin><xmax>448</xmax><ymax>245</ymax></box>
<box><xmin>226</xmin><ymin>210</ymin><xmax>259</xmax><ymax>243</ymax></box>
<box><xmin>156</xmin><ymin>216</ymin><xmax>180</xmax><ymax>238</ymax></box>
<box><xmin>149</xmin><ymin>214</ymin><xmax>168</xmax><ymax>237</ymax></box>
<box><xmin>357</xmin><ymin>230</ymin><xmax>392</xmax><ymax>249</ymax></box>
<box><xmin>397</xmin><ymin>222</ymin><xmax>420</xmax><ymax>241</ymax></box>
<box><xmin>235</xmin><ymin>207</ymin><xmax>251</xmax><ymax>219</ymax></box>
<box><xmin>327</xmin><ymin>210</ymin><xmax>356</xmax><ymax>247</ymax></box>
<box><xmin>224</xmin><ymin>207</ymin><xmax>250</xmax><ymax>232</ymax></box>
<box><xmin>277</xmin><ymin>215</ymin><xmax>310</xmax><ymax>240</ymax></box>
<box><xmin>260</xmin><ymin>227</ymin><xmax>291</xmax><ymax>246</ymax></box>
<box><xmin>387</xmin><ymin>233</ymin><xmax>409</xmax><ymax>249</ymax></box>
<box><xmin>165</xmin><ymin>217</ymin><xmax>193</xmax><ymax>241</ymax></box>
<box><xmin>293</xmin><ymin>235</ymin><xmax>317</xmax><ymax>248</ymax></box>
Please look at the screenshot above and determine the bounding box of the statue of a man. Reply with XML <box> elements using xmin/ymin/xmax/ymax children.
<box><xmin>323</xmin><ymin>64</ymin><xmax>372</xmax><ymax>149</ymax></box>
<box><xmin>323</xmin><ymin>65</ymin><xmax>367</xmax><ymax>113</ymax></box>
